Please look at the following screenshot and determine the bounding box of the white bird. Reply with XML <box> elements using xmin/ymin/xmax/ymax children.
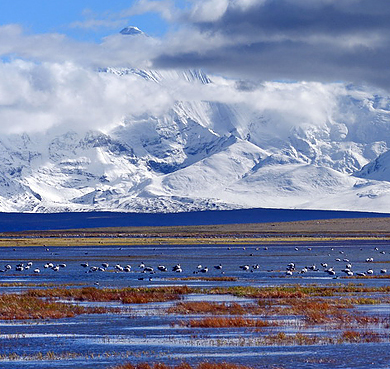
<box><xmin>214</xmin><ymin>264</ymin><xmax>223</xmax><ymax>270</ymax></box>
<box><xmin>240</xmin><ymin>265</ymin><xmax>249</xmax><ymax>271</ymax></box>
<box><xmin>287</xmin><ymin>262</ymin><xmax>295</xmax><ymax>270</ymax></box>
<box><xmin>158</xmin><ymin>265</ymin><xmax>167</xmax><ymax>272</ymax></box>
<box><xmin>172</xmin><ymin>264</ymin><xmax>181</xmax><ymax>272</ymax></box>
<box><xmin>34</xmin><ymin>268</ymin><xmax>40</xmax><ymax>273</ymax></box>
<box><xmin>200</xmin><ymin>267</ymin><xmax>209</xmax><ymax>273</ymax></box>
<box><xmin>380</xmin><ymin>269</ymin><xmax>387</xmax><ymax>274</ymax></box>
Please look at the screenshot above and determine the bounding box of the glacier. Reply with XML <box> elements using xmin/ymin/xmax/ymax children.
<box><xmin>1</xmin><ymin>66</ymin><xmax>390</xmax><ymax>213</ymax></box>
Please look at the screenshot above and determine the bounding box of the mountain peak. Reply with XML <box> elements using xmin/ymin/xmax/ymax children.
<box><xmin>120</xmin><ymin>26</ymin><xmax>146</xmax><ymax>36</ymax></box>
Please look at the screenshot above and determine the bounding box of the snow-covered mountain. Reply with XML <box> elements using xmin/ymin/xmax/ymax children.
<box><xmin>2</xmin><ymin>65</ymin><xmax>390</xmax><ymax>213</ymax></box>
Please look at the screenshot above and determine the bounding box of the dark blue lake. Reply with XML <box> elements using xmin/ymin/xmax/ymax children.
<box><xmin>0</xmin><ymin>208</ymin><xmax>389</xmax><ymax>232</ymax></box>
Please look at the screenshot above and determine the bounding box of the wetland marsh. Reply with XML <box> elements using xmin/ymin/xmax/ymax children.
<box><xmin>1</xmin><ymin>234</ymin><xmax>390</xmax><ymax>368</ymax></box>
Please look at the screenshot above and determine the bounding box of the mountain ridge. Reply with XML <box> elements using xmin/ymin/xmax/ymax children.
<box><xmin>1</xmin><ymin>68</ymin><xmax>390</xmax><ymax>213</ymax></box>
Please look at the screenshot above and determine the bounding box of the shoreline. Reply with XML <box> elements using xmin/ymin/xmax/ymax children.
<box><xmin>1</xmin><ymin>217</ymin><xmax>390</xmax><ymax>246</ymax></box>
<box><xmin>0</xmin><ymin>236</ymin><xmax>389</xmax><ymax>248</ymax></box>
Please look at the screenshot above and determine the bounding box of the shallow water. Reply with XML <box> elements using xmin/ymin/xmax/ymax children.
<box><xmin>1</xmin><ymin>240</ymin><xmax>390</xmax><ymax>368</ymax></box>
<box><xmin>1</xmin><ymin>240</ymin><xmax>390</xmax><ymax>287</ymax></box>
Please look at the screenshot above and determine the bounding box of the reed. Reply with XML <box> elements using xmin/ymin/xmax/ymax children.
<box><xmin>112</xmin><ymin>362</ymin><xmax>255</xmax><ymax>369</ymax></box>
<box><xmin>167</xmin><ymin>301</ymin><xmax>246</xmax><ymax>315</ymax></box>
<box><xmin>176</xmin><ymin>277</ymin><xmax>238</xmax><ymax>282</ymax></box>
<box><xmin>26</xmin><ymin>286</ymin><xmax>192</xmax><ymax>304</ymax></box>
<box><xmin>339</xmin><ymin>330</ymin><xmax>382</xmax><ymax>343</ymax></box>
<box><xmin>180</xmin><ymin>316</ymin><xmax>273</xmax><ymax>328</ymax></box>
<box><xmin>0</xmin><ymin>294</ymin><xmax>109</xmax><ymax>320</ymax></box>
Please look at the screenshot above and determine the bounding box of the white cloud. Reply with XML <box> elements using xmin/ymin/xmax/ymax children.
<box><xmin>0</xmin><ymin>60</ymin><xmax>178</xmax><ymax>134</ymax></box>
<box><xmin>189</xmin><ymin>0</ymin><xmax>229</xmax><ymax>22</ymax></box>
<box><xmin>0</xmin><ymin>0</ymin><xmax>389</xmax><ymax>138</ymax></box>
<box><xmin>122</xmin><ymin>0</ymin><xmax>178</xmax><ymax>22</ymax></box>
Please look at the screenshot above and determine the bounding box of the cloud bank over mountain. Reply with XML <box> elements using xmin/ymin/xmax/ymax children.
<box><xmin>2</xmin><ymin>0</ymin><xmax>390</xmax><ymax>88</ymax></box>
<box><xmin>1</xmin><ymin>1</ymin><xmax>390</xmax><ymax>213</ymax></box>
<box><xmin>150</xmin><ymin>0</ymin><xmax>390</xmax><ymax>89</ymax></box>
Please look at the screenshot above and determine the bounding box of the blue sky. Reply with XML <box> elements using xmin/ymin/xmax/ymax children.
<box><xmin>0</xmin><ymin>1</ymin><xmax>390</xmax><ymax>88</ymax></box>
<box><xmin>0</xmin><ymin>0</ymin><xmax>172</xmax><ymax>41</ymax></box>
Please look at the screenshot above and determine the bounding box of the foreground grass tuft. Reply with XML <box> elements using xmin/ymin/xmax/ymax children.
<box><xmin>168</xmin><ymin>301</ymin><xmax>247</xmax><ymax>315</ymax></box>
<box><xmin>26</xmin><ymin>286</ymin><xmax>191</xmax><ymax>304</ymax></box>
<box><xmin>112</xmin><ymin>362</ymin><xmax>256</xmax><ymax>369</ymax></box>
<box><xmin>0</xmin><ymin>294</ymin><xmax>109</xmax><ymax>320</ymax></box>
<box><xmin>179</xmin><ymin>316</ymin><xmax>273</xmax><ymax>328</ymax></box>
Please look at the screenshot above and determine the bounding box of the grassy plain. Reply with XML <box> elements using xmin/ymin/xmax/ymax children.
<box><xmin>1</xmin><ymin>217</ymin><xmax>390</xmax><ymax>246</ymax></box>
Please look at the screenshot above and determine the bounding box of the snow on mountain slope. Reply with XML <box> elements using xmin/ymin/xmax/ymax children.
<box><xmin>1</xmin><ymin>66</ymin><xmax>390</xmax><ymax>213</ymax></box>
<box><xmin>355</xmin><ymin>150</ymin><xmax>390</xmax><ymax>182</ymax></box>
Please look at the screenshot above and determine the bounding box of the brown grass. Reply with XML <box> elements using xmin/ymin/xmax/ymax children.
<box><xmin>255</xmin><ymin>297</ymin><xmax>380</xmax><ymax>327</ymax></box>
<box><xmin>112</xmin><ymin>362</ymin><xmax>255</xmax><ymax>369</ymax></box>
<box><xmin>176</xmin><ymin>277</ymin><xmax>238</xmax><ymax>282</ymax></box>
<box><xmin>0</xmin><ymin>294</ymin><xmax>109</xmax><ymax>320</ymax></box>
<box><xmin>339</xmin><ymin>330</ymin><xmax>382</xmax><ymax>343</ymax></box>
<box><xmin>167</xmin><ymin>301</ymin><xmax>247</xmax><ymax>315</ymax></box>
<box><xmin>263</xmin><ymin>332</ymin><xmax>324</xmax><ymax>345</ymax></box>
<box><xmin>26</xmin><ymin>286</ymin><xmax>191</xmax><ymax>304</ymax></box>
<box><xmin>180</xmin><ymin>316</ymin><xmax>273</xmax><ymax>328</ymax></box>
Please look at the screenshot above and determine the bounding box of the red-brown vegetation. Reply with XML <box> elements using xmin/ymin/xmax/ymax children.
<box><xmin>339</xmin><ymin>330</ymin><xmax>382</xmax><ymax>343</ymax></box>
<box><xmin>180</xmin><ymin>316</ymin><xmax>273</xmax><ymax>328</ymax></box>
<box><xmin>112</xmin><ymin>362</ymin><xmax>255</xmax><ymax>369</ymax></box>
<box><xmin>0</xmin><ymin>294</ymin><xmax>108</xmax><ymax>320</ymax></box>
<box><xmin>167</xmin><ymin>301</ymin><xmax>246</xmax><ymax>315</ymax></box>
<box><xmin>26</xmin><ymin>286</ymin><xmax>191</xmax><ymax>304</ymax></box>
